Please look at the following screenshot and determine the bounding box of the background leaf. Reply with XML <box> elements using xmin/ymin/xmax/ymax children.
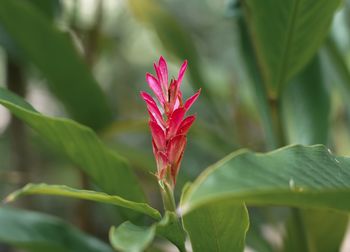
<box><xmin>0</xmin><ymin>207</ymin><xmax>113</xmax><ymax>252</ymax></box>
<box><xmin>282</xmin><ymin>55</ymin><xmax>330</xmax><ymax>145</ymax></box>
<box><xmin>242</xmin><ymin>0</ymin><xmax>340</xmax><ymax>94</ymax></box>
<box><xmin>0</xmin><ymin>0</ymin><xmax>113</xmax><ymax>130</ymax></box>
<box><xmin>6</xmin><ymin>183</ymin><xmax>160</xmax><ymax>220</ymax></box>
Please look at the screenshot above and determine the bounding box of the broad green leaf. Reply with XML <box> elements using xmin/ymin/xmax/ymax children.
<box><xmin>282</xmin><ymin>55</ymin><xmax>330</xmax><ymax>145</ymax></box>
<box><xmin>0</xmin><ymin>0</ymin><xmax>112</xmax><ymax>130</ymax></box>
<box><xmin>181</xmin><ymin>145</ymin><xmax>350</xmax><ymax>214</ymax></box>
<box><xmin>0</xmin><ymin>207</ymin><xmax>113</xmax><ymax>252</ymax></box>
<box><xmin>109</xmin><ymin>222</ymin><xmax>156</xmax><ymax>252</ymax></box>
<box><xmin>242</xmin><ymin>0</ymin><xmax>340</xmax><ymax>94</ymax></box>
<box><xmin>5</xmin><ymin>183</ymin><xmax>161</xmax><ymax>220</ymax></box>
<box><xmin>183</xmin><ymin>202</ymin><xmax>249</xmax><ymax>252</ymax></box>
<box><xmin>0</xmin><ymin>87</ymin><xmax>144</xmax><ymax>205</ymax></box>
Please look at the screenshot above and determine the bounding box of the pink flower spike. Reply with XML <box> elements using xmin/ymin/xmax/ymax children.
<box><xmin>146</xmin><ymin>73</ymin><xmax>165</xmax><ymax>105</ymax></box>
<box><xmin>141</xmin><ymin>56</ymin><xmax>200</xmax><ymax>188</ymax></box>
<box><xmin>177</xmin><ymin>60</ymin><xmax>187</xmax><ymax>86</ymax></box>
<box><xmin>184</xmin><ymin>89</ymin><xmax>201</xmax><ymax>111</ymax></box>
<box><xmin>177</xmin><ymin>115</ymin><xmax>196</xmax><ymax>135</ymax></box>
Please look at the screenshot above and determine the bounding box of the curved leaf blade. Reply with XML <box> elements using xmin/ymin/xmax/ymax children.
<box><xmin>5</xmin><ymin>184</ymin><xmax>161</xmax><ymax>220</ymax></box>
<box><xmin>0</xmin><ymin>87</ymin><xmax>144</xmax><ymax>204</ymax></box>
<box><xmin>0</xmin><ymin>0</ymin><xmax>113</xmax><ymax>130</ymax></box>
<box><xmin>0</xmin><ymin>207</ymin><xmax>113</xmax><ymax>252</ymax></box>
<box><xmin>181</xmin><ymin>145</ymin><xmax>350</xmax><ymax>214</ymax></box>
<box><xmin>243</xmin><ymin>0</ymin><xmax>340</xmax><ymax>93</ymax></box>
<box><xmin>109</xmin><ymin>222</ymin><xmax>156</xmax><ymax>252</ymax></box>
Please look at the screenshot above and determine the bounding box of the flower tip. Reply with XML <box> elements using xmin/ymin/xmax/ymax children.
<box><xmin>159</xmin><ymin>55</ymin><xmax>166</xmax><ymax>63</ymax></box>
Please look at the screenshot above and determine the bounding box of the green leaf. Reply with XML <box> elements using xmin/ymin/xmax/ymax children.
<box><xmin>109</xmin><ymin>222</ymin><xmax>156</xmax><ymax>252</ymax></box>
<box><xmin>0</xmin><ymin>207</ymin><xmax>113</xmax><ymax>252</ymax></box>
<box><xmin>0</xmin><ymin>0</ymin><xmax>112</xmax><ymax>130</ymax></box>
<box><xmin>242</xmin><ymin>0</ymin><xmax>340</xmax><ymax>94</ymax></box>
<box><xmin>183</xmin><ymin>202</ymin><xmax>249</xmax><ymax>252</ymax></box>
<box><xmin>282</xmin><ymin>55</ymin><xmax>330</xmax><ymax>145</ymax></box>
<box><xmin>181</xmin><ymin>145</ymin><xmax>350</xmax><ymax>214</ymax></box>
<box><xmin>0</xmin><ymin>87</ymin><xmax>145</xmax><ymax>205</ymax></box>
<box><xmin>5</xmin><ymin>183</ymin><xmax>161</xmax><ymax>220</ymax></box>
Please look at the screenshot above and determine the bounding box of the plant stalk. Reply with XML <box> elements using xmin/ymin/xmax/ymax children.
<box><xmin>160</xmin><ymin>182</ymin><xmax>176</xmax><ymax>212</ymax></box>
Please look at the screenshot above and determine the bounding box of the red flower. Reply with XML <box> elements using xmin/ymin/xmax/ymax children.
<box><xmin>141</xmin><ymin>56</ymin><xmax>200</xmax><ymax>187</ymax></box>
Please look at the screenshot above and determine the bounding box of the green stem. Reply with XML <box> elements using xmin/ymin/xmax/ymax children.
<box><xmin>160</xmin><ymin>182</ymin><xmax>176</xmax><ymax>212</ymax></box>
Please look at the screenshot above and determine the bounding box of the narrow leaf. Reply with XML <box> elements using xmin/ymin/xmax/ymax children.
<box><xmin>5</xmin><ymin>184</ymin><xmax>161</xmax><ymax>220</ymax></box>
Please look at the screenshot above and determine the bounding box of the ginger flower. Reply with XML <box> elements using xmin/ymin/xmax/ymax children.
<box><xmin>141</xmin><ymin>56</ymin><xmax>200</xmax><ymax>188</ymax></box>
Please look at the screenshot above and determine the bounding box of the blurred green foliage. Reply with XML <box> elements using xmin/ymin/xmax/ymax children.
<box><xmin>1</xmin><ymin>0</ymin><xmax>350</xmax><ymax>251</ymax></box>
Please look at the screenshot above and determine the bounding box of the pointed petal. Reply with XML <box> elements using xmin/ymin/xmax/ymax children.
<box><xmin>167</xmin><ymin>108</ymin><xmax>186</xmax><ymax>139</ymax></box>
<box><xmin>149</xmin><ymin>121</ymin><xmax>166</xmax><ymax>151</ymax></box>
<box><xmin>158</xmin><ymin>56</ymin><xmax>168</xmax><ymax>93</ymax></box>
<box><xmin>171</xmin><ymin>146</ymin><xmax>185</xmax><ymax>185</ymax></box>
<box><xmin>153</xmin><ymin>146</ymin><xmax>168</xmax><ymax>179</ymax></box>
<box><xmin>177</xmin><ymin>60</ymin><xmax>187</xmax><ymax>86</ymax></box>
<box><xmin>140</xmin><ymin>91</ymin><xmax>164</xmax><ymax>128</ymax></box>
<box><xmin>146</xmin><ymin>73</ymin><xmax>165</xmax><ymax>104</ymax></box>
<box><xmin>167</xmin><ymin>135</ymin><xmax>186</xmax><ymax>183</ymax></box>
<box><xmin>177</xmin><ymin>115</ymin><xmax>196</xmax><ymax>135</ymax></box>
<box><xmin>184</xmin><ymin>89</ymin><xmax>201</xmax><ymax>111</ymax></box>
